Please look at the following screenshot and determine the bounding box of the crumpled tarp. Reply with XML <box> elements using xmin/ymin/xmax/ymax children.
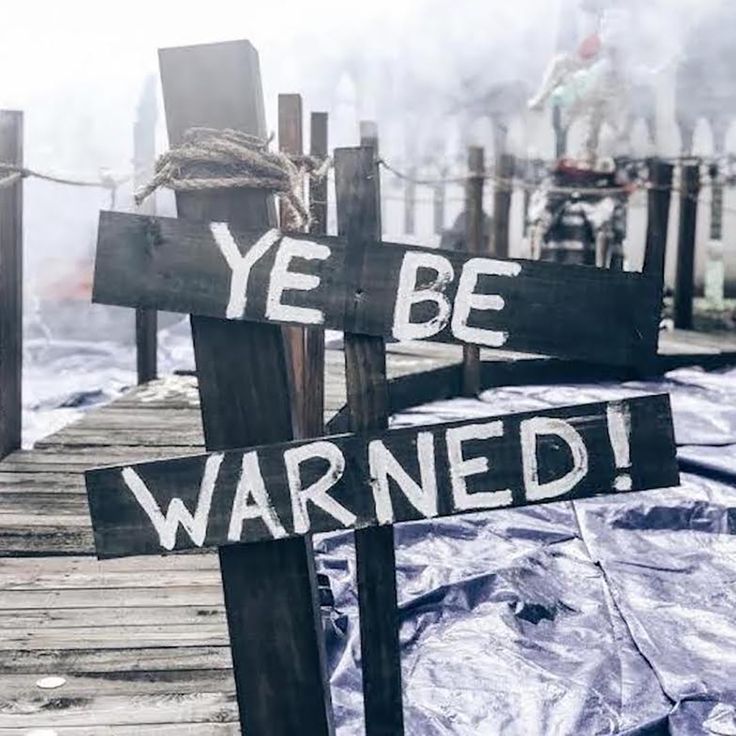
<box><xmin>316</xmin><ymin>366</ymin><xmax>736</xmax><ymax>735</ymax></box>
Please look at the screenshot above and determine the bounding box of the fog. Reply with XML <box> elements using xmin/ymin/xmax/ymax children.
<box><xmin>3</xmin><ymin>0</ymin><xmax>736</xmax><ymax>441</ymax></box>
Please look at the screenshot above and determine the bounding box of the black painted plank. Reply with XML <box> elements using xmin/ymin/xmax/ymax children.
<box><xmin>462</xmin><ymin>146</ymin><xmax>484</xmax><ymax>397</ymax></box>
<box><xmin>674</xmin><ymin>162</ymin><xmax>701</xmax><ymax>330</ymax></box>
<box><xmin>157</xmin><ymin>39</ymin><xmax>332</xmax><ymax>736</ymax></box>
<box><xmin>86</xmin><ymin>394</ymin><xmax>678</xmax><ymax>558</ymax></box>
<box><xmin>336</xmin><ymin>145</ymin><xmax>404</xmax><ymax>735</ymax></box>
<box><xmin>0</xmin><ymin>111</ymin><xmax>23</xmax><ymax>460</ymax></box>
<box><xmin>93</xmin><ymin>211</ymin><xmax>661</xmax><ymax>366</ymax></box>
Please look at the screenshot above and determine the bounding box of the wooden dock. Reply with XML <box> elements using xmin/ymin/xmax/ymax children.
<box><xmin>2</xmin><ymin>333</ymin><xmax>736</xmax><ymax>733</ymax></box>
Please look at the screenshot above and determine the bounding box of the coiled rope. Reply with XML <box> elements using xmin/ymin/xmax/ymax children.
<box><xmin>134</xmin><ymin>127</ymin><xmax>330</xmax><ymax>228</ymax></box>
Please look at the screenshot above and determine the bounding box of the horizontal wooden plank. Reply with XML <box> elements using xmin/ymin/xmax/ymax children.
<box><xmin>2</xmin><ymin>586</ymin><xmax>223</xmax><ymax>610</ymax></box>
<box><xmin>0</xmin><ymin>605</ymin><xmax>224</xmax><ymax>629</ymax></box>
<box><xmin>0</xmin><ymin>691</ymin><xmax>237</xmax><ymax>728</ymax></box>
<box><xmin>86</xmin><ymin>395</ymin><xmax>677</xmax><ymax>558</ymax></box>
<box><xmin>14</xmin><ymin>724</ymin><xmax>240</xmax><ymax>735</ymax></box>
<box><xmin>2</xmin><ymin>624</ymin><xmax>228</xmax><ymax>650</ymax></box>
<box><xmin>0</xmin><ymin>645</ymin><xmax>232</xmax><ymax>674</ymax></box>
<box><xmin>0</xmin><ymin>668</ymin><xmax>233</xmax><ymax>700</ymax></box>
<box><xmin>94</xmin><ymin>211</ymin><xmax>661</xmax><ymax>366</ymax></box>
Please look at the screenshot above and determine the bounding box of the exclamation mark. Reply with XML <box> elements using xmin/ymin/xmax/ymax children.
<box><xmin>607</xmin><ymin>402</ymin><xmax>632</xmax><ymax>491</ymax></box>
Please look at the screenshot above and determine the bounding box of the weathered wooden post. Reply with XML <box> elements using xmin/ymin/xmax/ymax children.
<box><xmin>0</xmin><ymin>110</ymin><xmax>23</xmax><ymax>461</ymax></box>
<box><xmin>643</xmin><ymin>159</ymin><xmax>675</xmax><ymax>283</ymax></box>
<box><xmin>492</xmin><ymin>153</ymin><xmax>514</xmax><ymax>259</ymax></box>
<box><xmin>335</xmin><ymin>142</ymin><xmax>404</xmax><ymax>735</ymax></box>
<box><xmin>279</xmin><ymin>94</ymin><xmax>309</xmax><ymax>435</ymax></box>
<box><xmin>640</xmin><ymin>158</ymin><xmax>674</xmax><ymax>373</ymax></box>
<box><xmin>305</xmin><ymin>111</ymin><xmax>328</xmax><ymax>435</ymax></box>
<box><xmin>462</xmin><ymin>145</ymin><xmax>484</xmax><ymax>397</ymax></box>
<box><xmin>674</xmin><ymin>161</ymin><xmax>701</xmax><ymax>330</ymax></box>
<box><xmin>159</xmin><ymin>41</ymin><xmax>332</xmax><ymax>735</ymax></box>
<box><xmin>134</xmin><ymin>77</ymin><xmax>158</xmax><ymax>384</ymax></box>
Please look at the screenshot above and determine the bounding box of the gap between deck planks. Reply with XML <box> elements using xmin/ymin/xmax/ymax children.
<box><xmin>1</xmin><ymin>335</ymin><xmax>736</xmax><ymax>732</ymax></box>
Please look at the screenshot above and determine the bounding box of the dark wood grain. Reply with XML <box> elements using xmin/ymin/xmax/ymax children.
<box><xmin>158</xmin><ymin>40</ymin><xmax>332</xmax><ymax>736</ymax></box>
<box><xmin>335</xmin><ymin>143</ymin><xmax>404</xmax><ymax>736</ymax></box>
<box><xmin>674</xmin><ymin>161</ymin><xmax>701</xmax><ymax>330</ymax></box>
<box><xmin>462</xmin><ymin>146</ymin><xmax>484</xmax><ymax>397</ymax></box>
<box><xmin>134</xmin><ymin>77</ymin><xmax>159</xmax><ymax>384</ymax></box>
<box><xmin>0</xmin><ymin>111</ymin><xmax>23</xmax><ymax>461</ymax></box>
<box><xmin>492</xmin><ymin>152</ymin><xmax>514</xmax><ymax>259</ymax></box>
<box><xmin>93</xmin><ymin>211</ymin><xmax>662</xmax><ymax>367</ymax></box>
<box><xmin>278</xmin><ymin>94</ymin><xmax>309</xmax><ymax>437</ymax></box>
<box><xmin>302</xmin><ymin>111</ymin><xmax>328</xmax><ymax>437</ymax></box>
<box><xmin>643</xmin><ymin>159</ymin><xmax>674</xmax><ymax>283</ymax></box>
<box><xmin>86</xmin><ymin>394</ymin><xmax>679</xmax><ymax>559</ymax></box>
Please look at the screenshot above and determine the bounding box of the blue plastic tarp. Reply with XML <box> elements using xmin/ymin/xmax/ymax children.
<box><xmin>316</xmin><ymin>366</ymin><xmax>736</xmax><ymax>735</ymax></box>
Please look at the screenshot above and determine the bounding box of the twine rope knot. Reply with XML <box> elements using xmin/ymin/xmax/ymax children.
<box><xmin>135</xmin><ymin>127</ymin><xmax>329</xmax><ymax>228</ymax></box>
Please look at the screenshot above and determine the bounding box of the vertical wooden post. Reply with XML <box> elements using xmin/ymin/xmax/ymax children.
<box><xmin>674</xmin><ymin>161</ymin><xmax>701</xmax><ymax>330</ymax></box>
<box><xmin>359</xmin><ymin>120</ymin><xmax>383</xmax><ymax>230</ymax></box>
<box><xmin>335</xmin><ymin>145</ymin><xmax>404</xmax><ymax>736</ymax></box>
<box><xmin>304</xmin><ymin>111</ymin><xmax>328</xmax><ymax>436</ymax></box>
<box><xmin>404</xmin><ymin>166</ymin><xmax>416</xmax><ymax>235</ymax></box>
<box><xmin>278</xmin><ymin>94</ymin><xmax>309</xmax><ymax>436</ymax></box>
<box><xmin>433</xmin><ymin>169</ymin><xmax>446</xmax><ymax>236</ymax></box>
<box><xmin>0</xmin><ymin>111</ymin><xmax>22</xmax><ymax>460</ymax></box>
<box><xmin>159</xmin><ymin>41</ymin><xmax>332</xmax><ymax>736</ymax></box>
<box><xmin>492</xmin><ymin>152</ymin><xmax>514</xmax><ymax>258</ymax></box>
<box><xmin>134</xmin><ymin>77</ymin><xmax>158</xmax><ymax>384</ymax></box>
<box><xmin>642</xmin><ymin>159</ymin><xmax>674</xmax><ymax>283</ymax></box>
<box><xmin>462</xmin><ymin>146</ymin><xmax>484</xmax><ymax>397</ymax></box>
<box><xmin>709</xmin><ymin>163</ymin><xmax>723</xmax><ymax>242</ymax></box>
<box><xmin>640</xmin><ymin>159</ymin><xmax>674</xmax><ymax>371</ymax></box>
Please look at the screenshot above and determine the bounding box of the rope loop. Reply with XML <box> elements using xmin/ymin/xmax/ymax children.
<box><xmin>135</xmin><ymin>127</ymin><xmax>330</xmax><ymax>228</ymax></box>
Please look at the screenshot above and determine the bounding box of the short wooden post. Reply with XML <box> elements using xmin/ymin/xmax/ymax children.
<box><xmin>0</xmin><ymin>111</ymin><xmax>22</xmax><ymax>460</ymax></box>
<box><xmin>335</xmin><ymin>145</ymin><xmax>404</xmax><ymax>736</ymax></box>
<box><xmin>709</xmin><ymin>163</ymin><xmax>723</xmax><ymax>242</ymax></box>
<box><xmin>674</xmin><ymin>161</ymin><xmax>701</xmax><ymax>330</ymax></box>
<box><xmin>159</xmin><ymin>41</ymin><xmax>332</xmax><ymax>736</ymax></box>
<box><xmin>304</xmin><ymin>111</ymin><xmax>328</xmax><ymax>436</ymax></box>
<box><xmin>279</xmin><ymin>94</ymin><xmax>309</xmax><ymax>436</ymax></box>
<box><xmin>462</xmin><ymin>146</ymin><xmax>484</xmax><ymax>397</ymax></box>
<box><xmin>134</xmin><ymin>76</ymin><xmax>158</xmax><ymax>384</ymax></box>
<box><xmin>492</xmin><ymin>152</ymin><xmax>514</xmax><ymax>258</ymax></box>
<box><xmin>404</xmin><ymin>166</ymin><xmax>416</xmax><ymax>235</ymax></box>
<box><xmin>642</xmin><ymin>159</ymin><xmax>674</xmax><ymax>283</ymax></box>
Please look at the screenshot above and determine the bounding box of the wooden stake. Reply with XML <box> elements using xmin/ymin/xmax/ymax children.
<box><xmin>643</xmin><ymin>159</ymin><xmax>674</xmax><ymax>283</ymax></box>
<box><xmin>492</xmin><ymin>153</ymin><xmax>514</xmax><ymax>259</ymax></box>
<box><xmin>335</xmin><ymin>144</ymin><xmax>404</xmax><ymax>736</ymax></box>
<box><xmin>278</xmin><ymin>94</ymin><xmax>309</xmax><ymax>436</ymax></box>
<box><xmin>674</xmin><ymin>161</ymin><xmax>701</xmax><ymax>330</ymax></box>
<box><xmin>462</xmin><ymin>146</ymin><xmax>484</xmax><ymax>397</ymax></box>
<box><xmin>304</xmin><ymin>111</ymin><xmax>328</xmax><ymax>436</ymax></box>
<box><xmin>134</xmin><ymin>76</ymin><xmax>158</xmax><ymax>385</ymax></box>
<box><xmin>159</xmin><ymin>40</ymin><xmax>332</xmax><ymax>736</ymax></box>
<box><xmin>0</xmin><ymin>111</ymin><xmax>22</xmax><ymax>460</ymax></box>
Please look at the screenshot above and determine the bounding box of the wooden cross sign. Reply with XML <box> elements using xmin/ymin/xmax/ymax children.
<box><xmin>94</xmin><ymin>211</ymin><xmax>662</xmax><ymax>366</ymax></box>
<box><xmin>87</xmin><ymin>395</ymin><xmax>677</xmax><ymax>558</ymax></box>
<box><xmin>84</xmin><ymin>39</ymin><xmax>679</xmax><ymax>736</ymax></box>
